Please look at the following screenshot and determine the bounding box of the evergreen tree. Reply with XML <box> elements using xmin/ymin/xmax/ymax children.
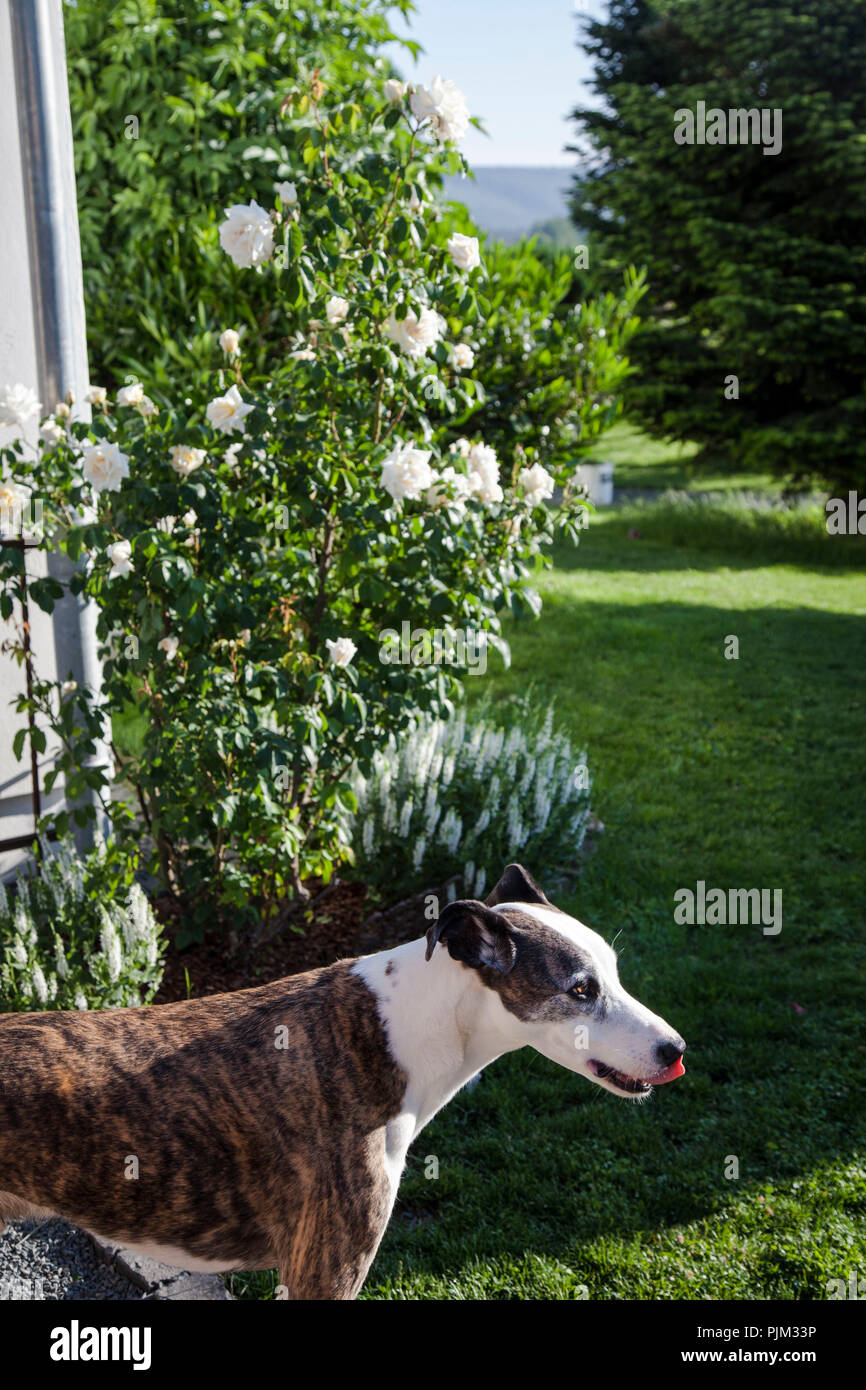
<box><xmin>571</xmin><ymin>0</ymin><xmax>866</xmax><ymax>491</ymax></box>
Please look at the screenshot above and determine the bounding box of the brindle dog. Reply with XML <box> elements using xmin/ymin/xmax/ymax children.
<box><xmin>0</xmin><ymin>864</ymin><xmax>685</xmax><ymax>1298</ymax></box>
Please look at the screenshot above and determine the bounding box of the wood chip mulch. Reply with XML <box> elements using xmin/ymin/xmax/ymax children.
<box><xmin>153</xmin><ymin>876</ymin><xmax>457</xmax><ymax>1004</ymax></box>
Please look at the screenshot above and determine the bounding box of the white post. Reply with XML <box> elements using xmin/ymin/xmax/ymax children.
<box><xmin>0</xmin><ymin>0</ymin><xmax>106</xmax><ymax>876</ymax></box>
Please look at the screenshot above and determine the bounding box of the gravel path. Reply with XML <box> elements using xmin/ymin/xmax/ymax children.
<box><xmin>0</xmin><ymin>1218</ymin><xmax>143</xmax><ymax>1300</ymax></box>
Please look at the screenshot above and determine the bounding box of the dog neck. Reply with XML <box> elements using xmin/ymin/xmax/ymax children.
<box><xmin>353</xmin><ymin>936</ymin><xmax>518</xmax><ymax>1141</ymax></box>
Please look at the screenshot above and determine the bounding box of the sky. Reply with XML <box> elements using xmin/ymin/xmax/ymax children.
<box><xmin>385</xmin><ymin>0</ymin><xmax>605</xmax><ymax>167</ymax></box>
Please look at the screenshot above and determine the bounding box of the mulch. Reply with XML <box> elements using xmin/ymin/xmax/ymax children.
<box><xmin>153</xmin><ymin>876</ymin><xmax>455</xmax><ymax>1004</ymax></box>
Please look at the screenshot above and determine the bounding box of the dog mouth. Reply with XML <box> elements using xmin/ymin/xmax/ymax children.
<box><xmin>587</xmin><ymin>1057</ymin><xmax>685</xmax><ymax>1095</ymax></box>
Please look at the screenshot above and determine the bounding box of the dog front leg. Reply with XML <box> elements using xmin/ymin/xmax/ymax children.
<box><xmin>275</xmin><ymin>1181</ymin><xmax>393</xmax><ymax>1301</ymax></box>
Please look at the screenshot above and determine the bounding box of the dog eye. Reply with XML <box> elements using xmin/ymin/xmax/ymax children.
<box><xmin>569</xmin><ymin>977</ymin><xmax>597</xmax><ymax>1001</ymax></box>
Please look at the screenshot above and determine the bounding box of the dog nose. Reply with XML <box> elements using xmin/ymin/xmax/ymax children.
<box><xmin>656</xmin><ymin>1037</ymin><xmax>686</xmax><ymax>1066</ymax></box>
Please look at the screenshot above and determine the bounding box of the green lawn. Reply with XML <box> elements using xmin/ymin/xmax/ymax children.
<box><xmin>351</xmin><ymin>499</ymin><xmax>865</xmax><ymax>1300</ymax></box>
<box><xmin>584</xmin><ymin>419</ymin><xmax>788</xmax><ymax>494</ymax></box>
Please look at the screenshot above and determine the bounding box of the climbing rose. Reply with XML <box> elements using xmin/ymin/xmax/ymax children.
<box><xmin>206</xmin><ymin>385</ymin><xmax>254</xmax><ymax>435</ymax></box>
<box><xmin>386</xmin><ymin>307</ymin><xmax>444</xmax><ymax>359</ymax></box>
<box><xmin>410</xmin><ymin>77</ymin><xmax>470</xmax><ymax>144</ymax></box>
<box><xmin>447</xmin><ymin>233</ymin><xmax>481</xmax><ymax>272</ymax></box>
<box><xmin>218</xmin><ymin>201</ymin><xmax>275</xmax><ymax>269</ymax></box>
<box><xmin>325</xmin><ymin>637</ymin><xmax>357</xmax><ymax>667</ymax></box>
<box><xmin>380</xmin><ymin>442</ymin><xmax>434</xmax><ymax>502</ymax></box>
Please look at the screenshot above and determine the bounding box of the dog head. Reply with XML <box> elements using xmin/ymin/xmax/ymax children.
<box><xmin>426</xmin><ymin>863</ymin><xmax>686</xmax><ymax>1099</ymax></box>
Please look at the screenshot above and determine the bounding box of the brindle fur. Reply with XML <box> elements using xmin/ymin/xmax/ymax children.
<box><xmin>0</xmin><ymin>962</ymin><xmax>406</xmax><ymax>1299</ymax></box>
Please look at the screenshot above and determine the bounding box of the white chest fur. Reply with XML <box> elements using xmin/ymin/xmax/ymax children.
<box><xmin>352</xmin><ymin>939</ymin><xmax>517</xmax><ymax>1179</ymax></box>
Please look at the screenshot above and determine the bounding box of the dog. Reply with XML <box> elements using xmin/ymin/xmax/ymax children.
<box><xmin>0</xmin><ymin>863</ymin><xmax>685</xmax><ymax>1299</ymax></box>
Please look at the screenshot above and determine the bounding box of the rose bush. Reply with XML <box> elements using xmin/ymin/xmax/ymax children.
<box><xmin>1</xmin><ymin>69</ymin><xmax>636</xmax><ymax>943</ymax></box>
<box><xmin>65</xmin><ymin>0</ymin><xmax>418</xmax><ymax>389</ymax></box>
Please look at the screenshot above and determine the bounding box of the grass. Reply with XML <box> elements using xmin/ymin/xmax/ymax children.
<box><xmin>583</xmin><ymin>419</ymin><xmax>789</xmax><ymax>495</ymax></box>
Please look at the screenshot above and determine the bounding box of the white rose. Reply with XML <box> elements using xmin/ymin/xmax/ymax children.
<box><xmin>81</xmin><ymin>441</ymin><xmax>130</xmax><ymax>493</ymax></box>
<box><xmin>218</xmin><ymin>200</ymin><xmax>275</xmax><ymax>269</ymax></box>
<box><xmin>447</xmin><ymin>233</ymin><xmax>481</xmax><ymax>272</ymax></box>
<box><xmin>326</xmin><ymin>296</ymin><xmax>349</xmax><ymax>326</ymax></box>
<box><xmin>409</xmin><ymin>76</ymin><xmax>470</xmax><ymax>144</ymax></box>
<box><xmin>290</xmin><ymin>346</ymin><xmax>316</xmax><ymax>361</ymax></box>
<box><xmin>518</xmin><ymin>463</ymin><xmax>555</xmax><ymax>506</ymax></box>
<box><xmin>223</xmin><ymin>442</ymin><xmax>243</xmax><ymax>468</ymax></box>
<box><xmin>206</xmin><ymin>384</ymin><xmax>254</xmax><ymax>435</ymax></box>
<box><xmin>158</xmin><ymin>635</ymin><xmax>179</xmax><ymax>661</ymax></box>
<box><xmin>55</xmin><ymin>402</ymin><xmax>71</xmax><ymax>419</ymax></box>
<box><xmin>276</xmin><ymin>181</ymin><xmax>298</xmax><ymax>207</ymax></box>
<box><xmin>219</xmin><ymin>329</ymin><xmax>240</xmax><ymax>356</ymax></box>
<box><xmin>60</xmin><ymin>679</ymin><xmax>78</xmax><ymax>695</ymax></box>
<box><xmin>380</xmin><ymin>441</ymin><xmax>434</xmax><ymax>503</ymax></box>
<box><xmin>326</xmin><ymin>637</ymin><xmax>357</xmax><ymax>668</ymax></box>
<box><xmin>386</xmin><ymin>306</ymin><xmax>443</xmax><ymax>359</ymax></box>
<box><xmin>467</xmin><ymin>442</ymin><xmax>503</xmax><ymax>505</ymax></box>
<box><xmin>116</xmin><ymin>382</ymin><xmax>144</xmax><ymax>407</ymax></box>
<box><xmin>450</xmin><ymin>343</ymin><xmax>475</xmax><ymax>372</ymax></box>
<box><xmin>449</xmin><ymin>436</ymin><xmax>472</xmax><ymax>458</ymax></box>
<box><xmin>40</xmin><ymin>420</ymin><xmax>64</xmax><ymax>447</ymax></box>
<box><xmin>471</xmin><ymin>474</ymin><xmax>503</xmax><ymax>505</ymax></box>
<box><xmin>407</xmin><ymin>187</ymin><xmax>427</xmax><ymax>214</ymax></box>
<box><xmin>182</xmin><ymin>508</ymin><xmax>199</xmax><ymax>548</ymax></box>
<box><xmin>106</xmin><ymin>539</ymin><xmax>133</xmax><ymax>580</ymax></box>
<box><xmin>0</xmin><ymin>383</ymin><xmax>41</xmax><ymax>431</ymax></box>
<box><xmin>170</xmin><ymin>445</ymin><xmax>207</xmax><ymax>477</ymax></box>
<box><xmin>384</xmin><ymin>79</ymin><xmax>404</xmax><ymax>103</ymax></box>
<box><xmin>425</xmin><ymin>466</ymin><xmax>471</xmax><ymax>515</ymax></box>
<box><xmin>138</xmin><ymin>394</ymin><xmax>158</xmax><ymax>417</ymax></box>
<box><xmin>85</xmin><ymin>384</ymin><xmax>107</xmax><ymax>406</ymax></box>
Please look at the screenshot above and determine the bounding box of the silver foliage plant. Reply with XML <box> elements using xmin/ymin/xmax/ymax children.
<box><xmin>0</xmin><ymin>835</ymin><xmax>164</xmax><ymax>1012</ymax></box>
<box><xmin>347</xmin><ymin>699</ymin><xmax>592</xmax><ymax>898</ymax></box>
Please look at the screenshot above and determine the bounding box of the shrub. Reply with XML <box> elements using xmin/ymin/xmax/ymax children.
<box><xmin>571</xmin><ymin>0</ymin><xmax>866</xmax><ymax>492</ymax></box>
<box><xmin>65</xmin><ymin>0</ymin><xmax>416</xmax><ymax>388</ymax></box>
<box><xmin>431</xmin><ymin>234</ymin><xmax>645</xmax><ymax>472</ymax></box>
<box><xmin>0</xmin><ymin>837</ymin><xmax>165</xmax><ymax>1012</ymax></box>
<box><xmin>1</xmin><ymin>66</ymin><xmax>634</xmax><ymax>943</ymax></box>
<box><xmin>346</xmin><ymin>697</ymin><xmax>593</xmax><ymax>902</ymax></box>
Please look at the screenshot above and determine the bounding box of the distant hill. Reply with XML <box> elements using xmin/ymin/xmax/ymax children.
<box><xmin>442</xmin><ymin>166</ymin><xmax>575</xmax><ymax>244</ymax></box>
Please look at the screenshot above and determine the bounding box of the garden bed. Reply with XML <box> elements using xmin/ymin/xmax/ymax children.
<box><xmin>152</xmin><ymin>876</ymin><xmax>452</xmax><ymax>1003</ymax></box>
<box><xmin>153</xmin><ymin>880</ymin><xmax>369</xmax><ymax>1002</ymax></box>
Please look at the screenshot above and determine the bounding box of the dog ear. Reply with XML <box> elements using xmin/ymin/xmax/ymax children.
<box><xmin>425</xmin><ymin>900</ymin><xmax>517</xmax><ymax>974</ymax></box>
<box><xmin>485</xmin><ymin>862</ymin><xmax>551</xmax><ymax>909</ymax></box>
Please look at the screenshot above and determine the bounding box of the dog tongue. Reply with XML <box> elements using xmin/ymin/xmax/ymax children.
<box><xmin>652</xmin><ymin>1058</ymin><xmax>686</xmax><ymax>1084</ymax></box>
